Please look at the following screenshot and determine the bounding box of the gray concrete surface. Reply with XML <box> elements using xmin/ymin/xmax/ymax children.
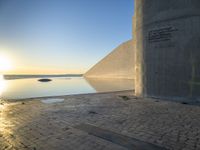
<box><xmin>134</xmin><ymin>0</ymin><xmax>200</xmax><ymax>102</ymax></box>
<box><xmin>84</xmin><ymin>40</ymin><xmax>134</xmax><ymax>79</ymax></box>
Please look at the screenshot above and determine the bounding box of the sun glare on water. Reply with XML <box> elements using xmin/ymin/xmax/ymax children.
<box><xmin>0</xmin><ymin>74</ymin><xmax>6</xmax><ymax>97</ymax></box>
<box><xmin>0</xmin><ymin>54</ymin><xmax>11</xmax><ymax>97</ymax></box>
<box><xmin>0</xmin><ymin>54</ymin><xmax>12</xmax><ymax>72</ymax></box>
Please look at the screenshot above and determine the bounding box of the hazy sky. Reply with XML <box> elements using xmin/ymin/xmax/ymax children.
<box><xmin>0</xmin><ymin>0</ymin><xmax>134</xmax><ymax>74</ymax></box>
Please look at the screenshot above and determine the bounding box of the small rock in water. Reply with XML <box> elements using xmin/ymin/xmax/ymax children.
<box><xmin>38</xmin><ymin>78</ymin><xmax>52</xmax><ymax>82</ymax></box>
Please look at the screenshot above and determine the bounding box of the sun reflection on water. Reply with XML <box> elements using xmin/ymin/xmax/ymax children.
<box><xmin>0</xmin><ymin>74</ymin><xmax>7</xmax><ymax>97</ymax></box>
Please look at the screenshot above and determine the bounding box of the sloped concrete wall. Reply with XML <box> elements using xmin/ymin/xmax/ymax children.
<box><xmin>84</xmin><ymin>40</ymin><xmax>134</xmax><ymax>79</ymax></box>
<box><xmin>134</xmin><ymin>0</ymin><xmax>200</xmax><ymax>102</ymax></box>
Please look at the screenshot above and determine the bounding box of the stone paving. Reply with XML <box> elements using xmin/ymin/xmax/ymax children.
<box><xmin>0</xmin><ymin>91</ymin><xmax>200</xmax><ymax>150</ymax></box>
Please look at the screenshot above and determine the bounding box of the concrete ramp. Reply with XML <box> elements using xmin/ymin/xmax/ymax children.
<box><xmin>84</xmin><ymin>40</ymin><xmax>134</xmax><ymax>79</ymax></box>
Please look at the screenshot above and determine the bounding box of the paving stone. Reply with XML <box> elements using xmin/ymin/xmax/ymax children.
<box><xmin>0</xmin><ymin>91</ymin><xmax>200</xmax><ymax>150</ymax></box>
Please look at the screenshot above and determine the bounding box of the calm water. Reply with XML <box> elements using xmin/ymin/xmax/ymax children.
<box><xmin>0</xmin><ymin>75</ymin><xmax>134</xmax><ymax>100</ymax></box>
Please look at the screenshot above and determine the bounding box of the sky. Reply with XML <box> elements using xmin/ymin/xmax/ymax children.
<box><xmin>0</xmin><ymin>0</ymin><xmax>134</xmax><ymax>74</ymax></box>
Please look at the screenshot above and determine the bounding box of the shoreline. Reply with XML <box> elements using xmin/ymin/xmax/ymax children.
<box><xmin>3</xmin><ymin>74</ymin><xmax>83</xmax><ymax>80</ymax></box>
<box><xmin>2</xmin><ymin>89</ymin><xmax>200</xmax><ymax>106</ymax></box>
<box><xmin>1</xmin><ymin>90</ymin><xmax>134</xmax><ymax>102</ymax></box>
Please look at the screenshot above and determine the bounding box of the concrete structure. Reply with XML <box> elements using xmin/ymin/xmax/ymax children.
<box><xmin>134</xmin><ymin>0</ymin><xmax>200</xmax><ymax>102</ymax></box>
<box><xmin>85</xmin><ymin>0</ymin><xmax>200</xmax><ymax>102</ymax></box>
<box><xmin>84</xmin><ymin>40</ymin><xmax>134</xmax><ymax>79</ymax></box>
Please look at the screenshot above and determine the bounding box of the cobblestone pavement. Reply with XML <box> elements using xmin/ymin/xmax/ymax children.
<box><xmin>0</xmin><ymin>91</ymin><xmax>200</xmax><ymax>150</ymax></box>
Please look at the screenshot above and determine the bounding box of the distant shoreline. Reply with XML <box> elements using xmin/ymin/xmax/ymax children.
<box><xmin>3</xmin><ymin>74</ymin><xmax>83</xmax><ymax>80</ymax></box>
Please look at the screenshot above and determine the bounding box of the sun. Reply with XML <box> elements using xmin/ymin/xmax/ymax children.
<box><xmin>0</xmin><ymin>54</ymin><xmax>12</xmax><ymax>72</ymax></box>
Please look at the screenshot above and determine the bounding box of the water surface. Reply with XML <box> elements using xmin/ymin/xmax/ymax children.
<box><xmin>0</xmin><ymin>75</ymin><xmax>134</xmax><ymax>100</ymax></box>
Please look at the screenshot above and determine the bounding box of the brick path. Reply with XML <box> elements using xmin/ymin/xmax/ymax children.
<box><xmin>0</xmin><ymin>91</ymin><xmax>200</xmax><ymax>150</ymax></box>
